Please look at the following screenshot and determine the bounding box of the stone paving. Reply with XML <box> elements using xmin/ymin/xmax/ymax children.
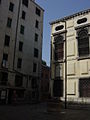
<box><xmin>0</xmin><ymin>103</ymin><xmax>90</xmax><ymax>120</ymax></box>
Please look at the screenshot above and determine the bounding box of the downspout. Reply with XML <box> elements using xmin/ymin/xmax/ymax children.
<box><xmin>13</xmin><ymin>0</ymin><xmax>21</xmax><ymax>70</ymax></box>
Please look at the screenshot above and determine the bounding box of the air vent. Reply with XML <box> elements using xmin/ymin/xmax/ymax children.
<box><xmin>77</xmin><ymin>18</ymin><xmax>87</xmax><ymax>24</ymax></box>
<box><xmin>55</xmin><ymin>25</ymin><xmax>64</xmax><ymax>31</ymax></box>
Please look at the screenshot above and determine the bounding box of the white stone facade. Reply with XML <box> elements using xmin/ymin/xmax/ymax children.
<box><xmin>50</xmin><ymin>9</ymin><xmax>90</xmax><ymax>103</ymax></box>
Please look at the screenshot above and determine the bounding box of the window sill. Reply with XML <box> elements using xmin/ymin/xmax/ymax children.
<box><xmin>77</xmin><ymin>56</ymin><xmax>90</xmax><ymax>60</ymax></box>
<box><xmin>53</xmin><ymin>59</ymin><xmax>64</xmax><ymax>63</ymax></box>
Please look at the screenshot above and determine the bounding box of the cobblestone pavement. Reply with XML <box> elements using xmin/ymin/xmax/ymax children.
<box><xmin>0</xmin><ymin>103</ymin><xmax>90</xmax><ymax>120</ymax></box>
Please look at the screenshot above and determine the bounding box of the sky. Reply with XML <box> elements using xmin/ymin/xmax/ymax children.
<box><xmin>35</xmin><ymin>0</ymin><xmax>90</xmax><ymax>66</ymax></box>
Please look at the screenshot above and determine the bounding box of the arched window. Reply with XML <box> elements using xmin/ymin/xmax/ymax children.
<box><xmin>78</xmin><ymin>29</ymin><xmax>89</xmax><ymax>57</ymax></box>
<box><xmin>54</xmin><ymin>35</ymin><xmax>64</xmax><ymax>60</ymax></box>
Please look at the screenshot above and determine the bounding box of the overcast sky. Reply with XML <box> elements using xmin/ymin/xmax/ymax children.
<box><xmin>35</xmin><ymin>0</ymin><xmax>90</xmax><ymax>66</ymax></box>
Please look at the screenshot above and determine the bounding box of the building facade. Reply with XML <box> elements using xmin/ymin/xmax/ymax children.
<box><xmin>40</xmin><ymin>61</ymin><xmax>50</xmax><ymax>101</ymax></box>
<box><xmin>0</xmin><ymin>0</ymin><xmax>44</xmax><ymax>104</ymax></box>
<box><xmin>50</xmin><ymin>9</ymin><xmax>90</xmax><ymax>103</ymax></box>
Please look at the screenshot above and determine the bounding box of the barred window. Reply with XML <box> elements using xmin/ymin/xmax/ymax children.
<box><xmin>78</xmin><ymin>29</ymin><xmax>89</xmax><ymax>57</ymax></box>
<box><xmin>54</xmin><ymin>35</ymin><xmax>64</xmax><ymax>60</ymax></box>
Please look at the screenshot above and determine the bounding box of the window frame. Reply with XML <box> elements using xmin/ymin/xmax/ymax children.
<box><xmin>4</xmin><ymin>35</ymin><xmax>10</xmax><ymax>46</ymax></box>
<box><xmin>7</xmin><ymin>17</ymin><xmax>12</xmax><ymax>28</ymax></box>
<box><xmin>36</xmin><ymin>7</ymin><xmax>41</xmax><ymax>16</ymax></box>
<box><xmin>22</xmin><ymin>11</ymin><xmax>26</xmax><ymax>20</ymax></box>
<box><xmin>19</xmin><ymin>41</ymin><xmax>23</xmax><ymax>52</ymax></box>
<box><xmin>77</xmin><ymin>29</ymin><xmax>89</xmax><ymax>57</ymax></box>
<box><xmin>17</xmin><ymin>58</ymin><xmax>22</xmax><ymax>69</ymax></box>
<box><xmin>54</xmin><ymin>35</ymin><xmax>64</xmax><ymax>61</ymax></box>
<box><xmin>35</xmin><ymin>33</ymin><xmax>38</xmax><ymax>42</ymax></box>
<box><xmin>9</xmin><ymin>2</ymin><xmax>14</xmax><ymax>12</ymax></box>
<box><xmin>33</xmin><ymin>63</ymin><xmax>37</xmax><ymax>73</ymax></box>
<box><xmin>35</xmin><ymin>20</ymin><xmax>39</xmax><ymax>29</ymax></box>
<box><xmin>22</xmin><ymin>0</ymin><xmax>28</xmax><ymax>7</ymax></box>
<box><xmin>34</xmin><ymin>48</ymin><xmax>39</xmax><ymax>58</ymax></box>
<box><xmin>20</xmin><ymin>25</ymin><xmax>24</xmax><ymax>35</ymax></box>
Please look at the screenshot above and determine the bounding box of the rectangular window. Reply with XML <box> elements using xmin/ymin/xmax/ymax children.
<box><xmin>33</xmin><ymin>63</ymin><xmax>37</xmax><ymax>73</ymax></box>
<box><xmin>9</xmin><ymin>2</ymin><xmax>14</xmax><ymax>12</ymax></box>
<box><xmin>4</xmin><ymin>35</ymin><xmax>10</xmax><ymax>46</ymax></box>
<box><xmin>3</xmin><ymin>53</ymin><xmax>8</xmax><ymax>61</ymax></box>
<box><xmin>36</xmin><ymin>7</ymin><xmax>41</xmax><ymax>16</ymax></box>
<box><xmin>31</xmin><ymin>77</ymin><xmax>37</xmax><ymax>89</ymax></box>
<box><xmin>53</xmin><ymin>80</ymin><xmax>63</xmax><ymax>97</ymax></box>
<box><xmin>22</xmin><ymin>11</ymin><xmax>26</xmax><ymax>20</ymax></box>
<box><xmin>20</xmin><ymin>25</ymin><xmax>24</xmax><ymax>34</ymax></box>
<box><xmin>55</xmin><ymin>43</ymin><xmax>64</xmax><ymax>60</ymax></box>
<box><xmin>79</xmin><ymin>78</ymin><xmax>90</xmax><ymax>97</ymax></box>
<box><xmin>19</xmin><ymin>41</ymin><xmax>23</xmax><ymax>51</ymax></box>
<box><xmin>7</xmin><ymin>17</ymin><xmax>12</xmax><ymax>28</ymax></box>
<box><xmin>17</xmin><ymin>58</ymin><xmax>22</xmax><ymax>68</ymax></box>
<box><xmin>0</xmin><ymin>72</ymin><xmax>8</xmax><ymax>85</ymax></box>
<box><xmin>34</xmin><ymin>48</ymin><xmax>38</xmax><ymax>58</ymax></box>
<box><xmin>35</xmin><ymin>20</ymin><xmax>39</xmax><ymax>28</ymax></box>
<box><xmin>15</xmin><ymin>75</ymin><xmax>23</xmax><ymax>87</ymax></box>
<box><xmin>22</xmin><ymin>0</ymin><xmax>28</xmax><ymax>7</ymax></box>
<box><xmin>35</xmin><ymin>33</ymin><xmax>38</xmax><ymax>42</ymax></box>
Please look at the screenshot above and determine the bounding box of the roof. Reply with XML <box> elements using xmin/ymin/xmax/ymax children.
<box><xmin>50</xmin><ymin>8</ymin><xmax>90</xmax><ymax>25</ymax></box>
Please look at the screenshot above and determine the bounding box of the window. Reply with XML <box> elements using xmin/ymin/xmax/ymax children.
<box><xmin>77</xmin><ymin>18</ymin><xmax>87</xmax><ymax>24</ymax></box>
<box><xmin>36</xmin><ymin>7</ymin><xmax>41</xmax><ymax>16</ymax></box>
<box><xmin>0</xmin><ymin>0</ymin><xmax>1</xmax><ymax>4</ymax></box>
<box><xmin>22</xmin><ymin>0</ymin><xmax>28</xmax><ymax>7</ymax></box>
<box><xmin>54</xmin><ymin>35</ymin><xmax>64</xmax><ymax>60</ymax></box>
<box><xmin>20</xmin><ymin>25</ymin><xmax>24</xmax><ymax>34</ymax></box>
<box><xmin>3</xmin><ymin>53</ymin><xmax>8</xmax><ymax>61</ymax></box>
<box><xmin>55</xmin><ymin>25</ymin><xmax>64</xmax><ymax>31</ymax></box>
<box><xmin>0</xmin><ymin>72</ymin><xmax>8</xmax><ymax>85</ymax></box>
<box><xmin>35</xmin><ymin>20</ymin><xmax>39</xmax><ymax>28</ymax></box>
<box><xmin>79</xmin><ymin>78</ymin><xmax>90</xmax><ymax>97</ymax></box>
<box><xmin>34</xmin><ymin>48</ymin><xmax>38</xmax><ymax>58</ymax></box>
<box><xmin>22</xmin><ymin>11</ymin><xmax>26</xmax><ymax>20</ymax></box>
<box><xmin>15</xmin><ymin>75</ymin><xmax>23</xmax><ymax>87</ymax></box>
<box><xmin>35</xmin><ymin>33</ymin><xmax>38</xmax><ymax>42</ymax></box>
<box><xmin>78</xmin><ymin>29</ymin><xmax>89</xmax><ymax>57</ymax></box>
<box><xmin>4</xmin><ymin>35</ymin><xmax>10</xmax><ymax>46</ymax></box>
<box><xmin>7</xmin><ymin>18</ymin><xmax>12</xmax><ymax>28</ymax></box>
<box><xmin>17</xmin><ymin>58</ymin><xmax>22</xmax><ymax>68</ymax></box>
<box><xmin>33</xmin><ymin>63</ymin><xmax>37</xmax><ymax>72</ymax></box>
<box><xmin>19</xmin><ymin>41</ymin><xmax>23</xmax><ymax>51</ymax></box>
<box><xmin>53</xmin><ymin>79</ymin><xmax>63</xmax><ymax>97</ymax></box>
<box><xmin>9</xmin><ymin>2</ymin><xmax>14</xmax><ymax>12</ymax></box>
<box><xmin>31</xmin><ymin>77</ymin><xmax>37</xmax><ymax>88</ymax></box>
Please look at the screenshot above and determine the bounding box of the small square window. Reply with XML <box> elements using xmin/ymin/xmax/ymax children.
<box><xmin>22</xmin><ymin>11</ymin><xmax>26</xmax><ymax>20</ymax></box>
<box><xmin>22</xmin><ymin>0</ymin><xmax>28</xmax><ymax>7</ymax></box>
<box><xmin>7</xmin><ymin>18</ymin><xmax>12</xmax><ymax>28</ymax></box>
<box><xmin>4</xmin><ymin>35</ymin><xmax>10</xmax><ymax>46</ymax></box>
<box><xmin>35</xmin><ymin>20</ymin><xmax>39</xmax><ymax>28</ymax></box>
<box><xmin>36</xmin><ymin>7</ymin><xmax>41</xmax><ymax>16</ymax></box>
<box><xmin>3</xmin><ymin>53</ymin><xmax>8</xmax><ymax>61</ymax></box>
<box><xmin>9</xmin><ymin>2</ymin><xmax>14</xmax><ymax>12</ymax></box>
<box><xmin>17</xmin><ymin>58</ymin><xmax>22</xmax><ymax>69</ymax></box>
<box><xmin>34</xmin><ymin>48</ymin><xmax>38</xmax><ymax>58</ymax></box>
<box><xmin>35</xmin><ymin>33</ymin><xmax>38</xmax><ymax>42</ymax></box>
<box><xmin>33</xmin><ymin>63</ymin><xmax>37</xmax><ymax>72</ymax></box>
<box><xmin>19</xmin><ymin>41</ymin><xmax>23</xmax><ymax>51</ymax></box>
<box><xmin>20</xmin><ymin>25</ymin><xmax>24</xmax><ymax>34</ymax></box>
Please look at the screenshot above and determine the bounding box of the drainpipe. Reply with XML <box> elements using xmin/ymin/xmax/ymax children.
<box><xmin>13</xmin><ymin>0</ymin><xmax>21</xmax><ymax>70</ymax></box>
<box><xmin>61</xmin><ymin>20</ymin><xmax>67</xmax><ymax>109</ymax></box>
